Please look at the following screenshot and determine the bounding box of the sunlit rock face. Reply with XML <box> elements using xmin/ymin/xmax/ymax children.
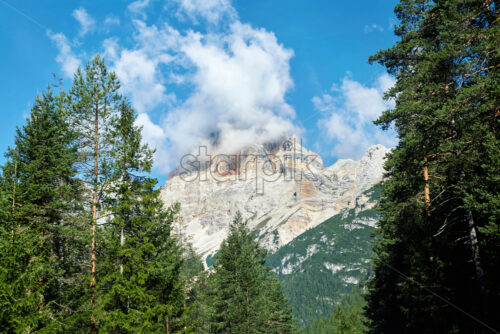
<box><xmin>160</xmin><ymin>136</ymin><xmax>388</xmax><ymax>264</ymax></box>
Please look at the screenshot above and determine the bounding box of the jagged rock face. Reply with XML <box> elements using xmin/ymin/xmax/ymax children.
<box><xmin>160</xmin><ymin>136</ymin><xmax>388</xmax><ymax>264</ymax></box>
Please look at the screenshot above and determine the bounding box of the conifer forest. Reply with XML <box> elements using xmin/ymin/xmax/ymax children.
<box><xmin>0</xmin><ymin>0</ymin><xmax>498</xmax><ymax>333</ymax></box>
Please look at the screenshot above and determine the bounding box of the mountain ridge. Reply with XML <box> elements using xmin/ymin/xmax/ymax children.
<box><xmin>160</xmin><ymin>136</ymin><xmax>388</xmax><ymax>265</ymax></box>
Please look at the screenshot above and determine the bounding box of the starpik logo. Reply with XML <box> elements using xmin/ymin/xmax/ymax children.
<box><xmin>176</xmin><ymin>138</ymin><xmax>320</xmax><ymax>195</ymax></box>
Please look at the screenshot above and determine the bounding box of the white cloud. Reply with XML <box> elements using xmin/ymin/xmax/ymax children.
<box><xmin>104</xmin><ymin>15</ymin><xmax>120</xmax><ymax>26</ymax></box>
<box><xmin>132</xmin><ymin>20</ymin><xmax>182</xmax><ymax>56</ymax></box>
<box><xmin>161</xmin><ymin>21</ymin><xmax>297</xmax><ymax>165</ymax></box>
<box><xmin>340</xmin><ymin>79</ymin><xmax>388</xmax><ymax>123</ymax></box>
<box><xmin>174</xmin><ymin>0</ymin><xmax>236</xmax><ymax>24</ymax></box>
<box><xmin>104</xmin><ymin>19</ymin><xmax>297</xmax><ymax>172</ymax></box>
<box><xmin>135</xmin><ymin>113</ymin><xmax>171</xmax><ymax>170</ymax></box>
<box><xmin>112</xmin><ymin>48</ymin><xmax>175</xmax><ymax>113</ymax></box>
<box><xmin>72</xmin><ymin>7</ymin><xmax>95</xmax><ymax>37</ymax></box>
<box><xmin>128</xmin><ymin>0</ymin><xmax>150</xmax><ymax>19</ymax></box>
<box><xmin>101</xmin><ymin>28</ymin><xmax>177</xmax><ymax>113</ymax></box>
<box><xmin>47</xmin><ymin>31</ymin><xmax>81</xmax><ymax>78</ymax></box>
<box><xmin>377</xmin><ymin>72</ymin><xmax>395</xmax><ymax>92</ymax></box>
<box><xmin>102</xmin><ymin>38</ymin><xmax>120</xmax><ymax>60</ymax></box>
<box><xmin>102</xmin><ymin>34</ymin><xmax>176</xmax><ymax>172</ymax></box>
<box><xmin>314</xmin><ymin>73</ymin><xmax>396</xmax><ymax>159</ymax></box>
<box><xmin>364</xmin><ymin>23</ymin><xmax>384</xmax><ymax>33</ymax></box>
<box><xmin>136</xmin><ymin>113</ymin><xmax>166</xmax><ymax>144</ymax></box>
<box><xmin>56</xmin><ymin>3</ymin><xmax>288</xmax><ymax>174</ymax></box>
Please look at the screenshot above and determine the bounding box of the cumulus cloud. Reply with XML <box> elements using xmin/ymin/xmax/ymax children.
<box><xmin>314</xmin><ymin>73</ymin><xmax>397</xmax><ymax>159</ymax></box>
<box><xmin>163</xmin><ymin>22</ymin><xmax>296</xmax><ymax>156</ymax></box>
<box><xmin>72</xmin><ymin>7</ymin><xmax>95</xmax><ymax>37</ymax></box>
<box><xmin>111</xmin><ymin>48</ymin><xmax>175</xmax><ymax>113</ymax></box>
<box><xmin>46</xmin><ymin>1</ymin><xmax>297</xmax><ymax>173</ymax></box>
<box><xmin>174</xmin><ymin>0</ymin><xmax>237</xmax><ymax>24</ymax></box>
<box><xmin>101</xmin><ymin>34</ymin><xmax>175</xmax><ymax>170</ymax></box>
<box><xmin>104</xmin><ymin>14</ymin><xmax>297</xmax><ymax>172</ymax></box>
<box><xmin>47</xmin><ymin>31</ymin><xmax>81</xmax><ymax>78</ymax></box>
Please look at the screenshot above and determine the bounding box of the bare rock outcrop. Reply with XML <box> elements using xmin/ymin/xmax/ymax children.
<box><xmin>160</xmin><ymin>136</ymin><xmax>389</xmax><ymax>263</ymax></box>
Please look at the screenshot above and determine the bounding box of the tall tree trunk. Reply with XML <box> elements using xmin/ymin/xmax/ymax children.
<box><xmin>451</xmin><ymin>117</ymin><xmax>485</xmax><ymax>293</ymax></box>
<box><xmin>90</xmin><ymin>105</ymin><xmax>99</xmax><ymax>334</ymax></box>
<box><xmin>11</xmin><ymin>159</ymin><xmax>17</xmax><ymax>242</ymax></box>
<box><xmin>119</xmin><ymin>155</ymin><xmax>127</xmax><ymax>276</ymax></box>
<box><xmin>423</xmin><ymin>156</ymin><xmax>430</xmax><ymax>216</ymax></box>
<box><xmin>184</xmin><ymin>300</ymin><xmax>187</xmax><ymax>330</ymax></box>
<box><xmin>455</xmin><ymin>134</ymin><xmax>486</xmax><ymax>296</ymax></box>
<box><xmin>38</xmin><ymin>227</ymin><xmax>45</xmax><ymax>314</ymax></box>
<box><xmin>120</xmin><ymin>226</ymin><xmax>124</xmax><ymax>275</ymax></box>
<box><xmin>466</xmin><ymin>210</ymin><xmax>485</xmax><ymax>294</ymax></box>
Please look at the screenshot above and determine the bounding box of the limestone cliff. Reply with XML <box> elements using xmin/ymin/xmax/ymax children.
<box><xmin>160</xmin><ymin>136</ymin><xmax>389</xmax><ymax>264</ymax></box>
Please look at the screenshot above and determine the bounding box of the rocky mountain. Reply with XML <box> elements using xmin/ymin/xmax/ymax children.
<box><xmin>160</xmin><ymin>136</ymin><xmax>388</xmax><ymax>263</ymax></box>
<box><xmin>160</xmin><ymin>136</ymin><xmax>388</xmax><ymax>326</ymax></box>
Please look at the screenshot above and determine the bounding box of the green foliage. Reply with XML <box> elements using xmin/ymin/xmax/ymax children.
<box><xmin>301</xmin><ymin>290</ymin><xmax>367</xmax><ymax>334</ymax></box>
<box><xmin>180</xmin><ymin>243</ymin><xmax>206</xmax><ymax>332</ymax></box>
<box><xmin>94</xmin><ymin>100</ymin><xmax>186</xmax><ymax>332</ymax></box>
<box><xmin>202</xmin><ymin>212</ymin><xmax>296</xmax><ymax>333</ymax></box>
<box><xmin>0</xmin><ymin>88</ymin><xmax>82</xmax><ymax>332</ymax></box>
<box><xmin>0</xmin><ymin>56</ymin><xmax>189</xmax><ymax>333</ymax></box>
<box><xmin>64</xmin><ymin>55</ymin><xmax>125</xmax><ymax>331</ymax></box>
<box><xmin>69</xmin><ymin>54</ymin><xmax>121</xmax><ymax>199</ymax></box>
<box><xmin>266</xmin><ymin>188</ymin><xmax>379</xmax><ymax>327</ymax></box>
<box><xmin>365</xmin><ymin>1</ymin><xmax>500</xmax><ymax>332</ymax></box>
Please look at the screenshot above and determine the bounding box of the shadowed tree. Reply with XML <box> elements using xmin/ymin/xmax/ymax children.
<box><xmin>365</xmin><ymin>0</ymin><xmax>499</xmax><ymax>332</ymax></box>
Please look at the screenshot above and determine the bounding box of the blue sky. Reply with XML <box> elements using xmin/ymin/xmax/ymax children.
<box><xmin>0</xmin><ymin>0</ymin><xmax>399</xmax><ymax>184</ymax></box>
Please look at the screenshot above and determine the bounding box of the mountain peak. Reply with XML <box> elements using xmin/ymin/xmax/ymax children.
<box><xmin>161</xmin><ymin>143</ymin><xmax>388</xmax><ymax>262</ymax></box>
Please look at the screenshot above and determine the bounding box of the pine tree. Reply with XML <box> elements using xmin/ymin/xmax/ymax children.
<box><xmin>365</xmin><ymin>1</ymin><xmax>499</xmax><ymax>332</ymax></box>
<box><xmin>68</xmin><ymin>55</ymin><xmax>121</xmax><ymax>331</ymax></box>
<box><xmin>0</xmin><ymin>88</ymin><xmax>81</xmax><ymax>332</ymax></box>
<box><xmin>205</xmin><ymin>212</ymin><xmax>295</xmax><ymax>333</ymax></box>
<box><xmin>63</xmin><ymin>55</ymin><xmax>190</xmax><ymax>332</ymax></box>
<box><xmin>94</xmin><ymin>100</ymin><xmax>187</xmax><ymax>332</ymax></box>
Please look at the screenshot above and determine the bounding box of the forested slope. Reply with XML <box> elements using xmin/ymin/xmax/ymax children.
<box><xmin>267</xmin><ymin>187</ymin><xmax>381</xmax><ymax>327</ymax></box>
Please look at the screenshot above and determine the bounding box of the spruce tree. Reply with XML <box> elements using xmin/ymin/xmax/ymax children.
<box><xmin>365</xmin><ymin>1</ymin><xmax>499</xmax><ymax>332</ymax></box>
<box><xmin>94</xmin><ymin>100</ymin><xmax>186</xmax><ymax>332</ymax></box>
<box><xmin>205</xmin><ymin>212</ymin><xmax>295</xmax><ymax>333</ymax></box>
<box><xmin>0</xmin><ymin>88</ymin><xmax>81</xmax><ymax>332</ymax></box>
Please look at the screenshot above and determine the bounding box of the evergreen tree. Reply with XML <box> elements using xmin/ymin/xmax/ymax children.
<box><xmin>301</xmin><ymin>291</ymin><xmax>367</xmax><ymax>334</ymax></box>
<box><xmin>60</xmin><ymin>55</ymin><xmax>189</xmax><ymax>332</ymax></box>
<box><xmin>0</xmin><ymin>88</ymin><xmax>81</xmax><ymax>332</ymax></box>
<box><xmin>67</xmin><ymin>54</ymin><xmax>121</xmax><ymax>331</ymax></box>
<box><xmin>205</xmin><ymin>212</ymin><xmax>295</xmax><ymax>334</ymax></box>
<box><xmin>94</xmin><ymin>101</ymin><xmax>187</xmax><ymax>332</ymax></box>
<box><xmin>365</xmin><ymin>1</ymin><xmax>499</xmax><ymax>332</ymax></box>
<box><xmin>176</xmin><ymin>228</ymin><xmax>206</xmax><ymax>333</ymax></box>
